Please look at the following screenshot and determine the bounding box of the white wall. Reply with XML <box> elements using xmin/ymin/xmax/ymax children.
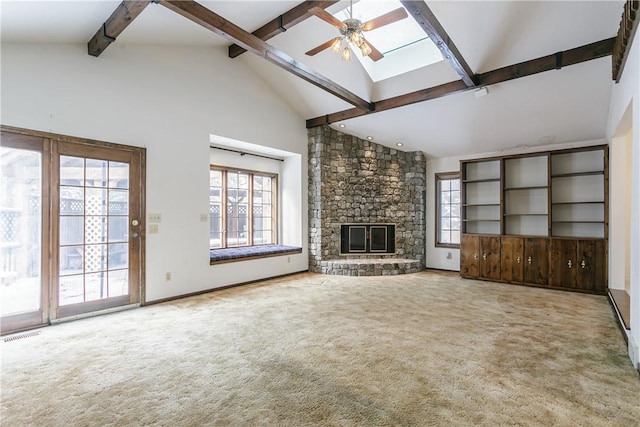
<box><xmin>607</xmin><ymin>26</ymin><xmax>640</xmax><ymax>370</ymax></box>
<box><xmin>425</xmin><ymin>156</ymin><xmax>461</xmax><ymax>271</ymax></box>
<box><xmin>1</xmin><ymin>43</ymin><xmax>309</xmax><ymax>303</ymax></box>
<box><xmin>609</xmin><ymin>128</ymin><xmax>633</xmax><ymax>293</ymax></box>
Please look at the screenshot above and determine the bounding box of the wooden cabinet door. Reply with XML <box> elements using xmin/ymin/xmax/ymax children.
<box><xmin>549</xmin><ymin>239</ymin><xmax>577</xmax><ymax>289</ymax></box>
<box><xmin>480</xmin><ymin>236</ymin><xmax>501</xmax><ymax>280</ymax></box>
<box><xmin>524</xmin><ymin>238</ymin><xmax>549</xmax><ymax>286</ymax></box>
<box><xmin>460</xmin><ymin>235</ymin><xmax>479</xmax><ymax>277</ymax></box>
<box><xmin>577</xmin><ymin>240</ymin><xmax>606</xmax><ymax>293</ymax></box>
<box><xmin>501</xmin><ymin>237</ymin><xmax>523</xmax><ymax>282</ymax></box>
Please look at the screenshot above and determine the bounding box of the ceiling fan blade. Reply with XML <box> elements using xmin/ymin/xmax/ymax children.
<box><xmin>306</xmin><ymin>37</ymin><xmax>342</xmax><ymax>56</ymax></box>
<box><xmin>309</xmin><ymin>7</ymin><xmax>346</xmax><ymax>29</ymax></box>
<box><xmin>361</xmin><ymin>7</ymin><xmax>408</xmax><ymax>32</ymax></box>
<box><xmin>363</xmin><ymin>40</ymin><xmax>384</xmax><ymax>61</ymax></box>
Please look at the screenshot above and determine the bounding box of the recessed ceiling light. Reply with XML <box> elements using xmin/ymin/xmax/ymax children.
<box><xmin>338</xmin><ymin>124</ymin><xmax>346</xmax><ymax>128</ymax></box>
<box><xmin>396</xmin><ymin>142</ymin><xmax>404</xmax><ymax>147</ymax></box>
<box><xmin>366</xmin><ymin>136</ymin><xmax>373</xmax><ymax>141</ymax></box>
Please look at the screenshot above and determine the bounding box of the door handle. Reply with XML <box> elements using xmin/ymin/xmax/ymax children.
<box><xmin>516</xmin><ymin>256</ymin><xmax>521</xmax><ymax>264</ymax></box>
<box><xmin>528</xmin><ymin>256</ymin><xmax>532</xmax><ymax>264</ymax></box>
<box><xmin>581</xmin><ymin>260</ymin><xmax>586</xmax><ymax>269</ymax></box>
<box><xmin>132</xmin><ymin>219</ymin><xmax>139</xmax><ymax>226</ymax></box>
<box><xmin>473</xmin><ymin>254</ymin><xmax>478</xmax><ymax>260</ymax></box>
<box><xmin>568</xmin><ymin>260</ymin><xmax>572</xmax><ymax>268</ymax></box>
<box><xmin>482</xmin><ymin>253</ymin><xmax>487</xmax><ymax>260</ymax></box>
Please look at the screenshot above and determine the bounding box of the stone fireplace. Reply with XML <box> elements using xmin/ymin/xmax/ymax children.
<box><xmin>308</xmin><ymin>126</ymin><xmax>425</xmax><ymax>275</ymax></box>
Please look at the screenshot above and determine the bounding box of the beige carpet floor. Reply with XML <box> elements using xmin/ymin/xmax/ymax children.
<box><xmin>1</xmin><ymin>271</ymin><xmax>639</xmax><ymax>426</ymax></box>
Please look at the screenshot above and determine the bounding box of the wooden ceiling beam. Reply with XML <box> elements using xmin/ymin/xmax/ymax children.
<box><xmin>476</xmin><ymin>38</ymin><xmax>615</xmax><ymax>86</ymax></box>
<box><xmin>306</xmin><ymin>38</ymin><xmax>615</xmax><ymax>128</ymax></box>
<box><xmin>305</xmin><ymin>80</ymin><xmax>468</xmax><ymax>128</ymax></box>
<box><xmin>88</xmin><ymin>1</ymin><xmax>151</xmax><ymax>57</ymax></box>
<box><xmin>229</xmin><ymin>1</ymin><xmax>339</xmax><ymax>58</ymax></box>
<box><xmin>400</xmin><ymin>0</ymin><xmax>475</xmax><ymax>87</ymax></box>
<box><xmin>160</xmin><ymin>0</ymin><xmax>372</xmax><ymax>111</ymax></box>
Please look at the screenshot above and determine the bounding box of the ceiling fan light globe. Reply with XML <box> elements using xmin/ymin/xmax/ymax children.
<box><xmin>360</xmin><ymin>42</ymin><xmax>372</xmax><ymax>57</ymax></box>
<box><xmin>341</xmin><ymin>47</ymin><xmax>352</xmax><ymax>61</ymax></box>
<box><xmin>331</xmin><ymin>38</ymin><xmax>343</xmax><ymax>53</ymax></box>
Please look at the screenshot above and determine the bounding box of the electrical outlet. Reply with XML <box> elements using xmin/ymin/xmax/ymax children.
<box><xmin>149</xmin><ymin>214</ymin><xmax>161</xmax><ymax>223</ymax></box>
<box><xmin>165</xmin><ymin>272</ymin><xmax>171</xmax><ymax>281</ymax></box>
<box><xmin>287</xmin><ymin>256</ymin><xmax>291</xmax><ymax>263</ymax></box>
<box><xmin>148</xmin><ymin>224</ymin><xmax>159</xmax><ymax>234</ymax></box>
<box><xmin>200</xmin><ymin>214</ymin><xmax>209</xmax><ymax>222</ymax></box>
<box><xmin>446</xmin><ymin>252</ymin><xmax>452</xmax><ymax>259</ymax></box>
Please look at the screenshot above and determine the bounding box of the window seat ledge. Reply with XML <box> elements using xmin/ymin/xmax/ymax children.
<box><xmin>210</xmin><ymin>245</ymin><xmax>303</xmax><ymax>265</ymax></box>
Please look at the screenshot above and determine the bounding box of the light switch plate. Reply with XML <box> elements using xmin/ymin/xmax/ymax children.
<box><xmin>200</xmin><ymin>214</ymin><xmax>209</xmax><ymax>222</ymax></box>
<box><xmin>148</xmin><ymin>224</ymin><xmax>159</xmax><ymax>234</ymax></box>
<box><xmin>148</xmin><ymin>214</ymin><xmax>161</xmax><ymax>223</ymax></box>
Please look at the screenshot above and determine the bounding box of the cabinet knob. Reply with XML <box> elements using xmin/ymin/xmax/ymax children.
<box><xmin>528</xmin><ymin>256</ymin><xmax>532</xmax><ymax>264</ymax></box>
<box><xmin>473</xmin><ymin>254</ymin><xmax>478</xmax><ymax>260</ymax></box>
<box><xmin>482</xmin><ymin>253</ymin><xmax>487</xmax><ymax>260</ymax></box>
<box><xmin>581</xmin><ymin>260</ymin><xmax>586</xmax><ymax>269</ymax></box>
<box><xmin>516</xmin><ymin>256</ymin><xmax>521</xmax><ymax>264</ymax></box>
<box><xmin>568</xmin><ymin>260</ymin><xmax>572</xmax><ymax>268</ymax></box>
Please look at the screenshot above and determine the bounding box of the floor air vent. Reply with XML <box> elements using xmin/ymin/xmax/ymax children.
<box><xmin>3</xmin><ymin>331</ymin><xmax>41</xmax><ymax>343</ymax></box>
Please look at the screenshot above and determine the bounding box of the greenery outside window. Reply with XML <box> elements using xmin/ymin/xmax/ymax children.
<box><xmin>210</xmin><ymin>167</ymin><xmax>277</xmax><ymax>249</ymax></box>
<box><xmin>436</xmin><ymin>172</ymin><xmax>461</xmax><ymax>247</ymax></box>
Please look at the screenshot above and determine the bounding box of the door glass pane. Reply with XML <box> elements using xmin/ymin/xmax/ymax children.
<box><xmin>108</xmin><ymin>269</ymin><xmax>128</xmax><ymax>297</ymax></box>
<box><xmin>59</xmin><ymin>274</ymin><xmax>84</xmax><ymax>305</ymax></box>
<box><xmin>60</xmin><ymin>216</ymin><xmax>83</xmax><ymax>246</ymax></box>
<box><xmin>86</xmin><ymin>159</ymin><xmax>108</xmax><ymax>187</ymax></box>
<box><xmin>60</xmin><ymin>156</ymin><xmax>84</xmax><ymax>186</ymax></box>
<box><xmin>108</xmin><ymin>161</ymin><xmax>129</xmax><ymax>189</ymax></box>
<box><xmin>0</xmin><ymin>147</ymin><xmax>42</xmax><ymax>316</ymax></box>
<box><xmin>58</xmin><ymin>156</ymin><xmax>130</xmax><ymax>306</ymax></box>
<box><xmin>85</xmin><ymin>216</ymin><xmax>107</xmax><ymax>244</ymax></box>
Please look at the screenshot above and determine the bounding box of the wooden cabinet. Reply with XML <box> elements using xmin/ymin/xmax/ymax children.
<box><xmin>550</xmin><ymin>239</ymin><xmax>606</xmax><ymax>292</ymax></box>
<box><xmin>523</xmin><ymin>238</ymin><xmax>548</xmax><ymax>286</ymax></box>
<box><xmin>500</xmin><ymin>237</ymin><xmax>548</xmax><ymax>285</ymax></box>
<box><xmin>500</xmin><ymin>236</ymin><xmax>523</xmax><ymax>282</ymax></box>
<box><xmin>460</xmin><ymin>234</ymin><xmax>479</xmax><ymax>277</ymax></box>
<box><xmin>460</xmin><ymin>145</ymin><xmax>607</xmax><ymax>294</ymax></box>
<box><xmin>461</xmin><ymin>235</ymin><xmax>500</xmax><ymax>280</ymax></box>
<box><xmin>480</xmin><ymin>236</ymin><xmax>501</xmax><ymax>280</ymax></box>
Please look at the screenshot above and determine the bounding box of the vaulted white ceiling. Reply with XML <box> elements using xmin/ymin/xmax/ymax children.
<box><xmin>0</xmin><ymin>1</ymin><xmax>624</xmax><ymax>158</ymax></box>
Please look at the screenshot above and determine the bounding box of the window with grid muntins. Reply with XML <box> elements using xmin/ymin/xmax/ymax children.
<box><xmin>209</xmin><ymin>167</ymin><xmax>276</xmax><ymax>249</ymax></box>
<box><xmin>436</xmin><ymin>172</ymin><xmax>461</xmax><ymax>247</ymax></box>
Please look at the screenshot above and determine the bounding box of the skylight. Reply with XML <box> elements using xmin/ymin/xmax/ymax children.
<box><xmin>335</xmin><ymin>0</ymin><xmax>443</xmax><ymax>82</ymax></box>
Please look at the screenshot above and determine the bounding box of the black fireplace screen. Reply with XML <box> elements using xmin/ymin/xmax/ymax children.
<box><xmin>340</xmin><ymin>224</ymin><xmax>395</xmax><ymax>254</ymax></box>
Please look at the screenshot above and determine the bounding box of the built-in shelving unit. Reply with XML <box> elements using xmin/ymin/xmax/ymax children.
<box><xmin>461</xmin><ymin>159</ymin><xmax>501</xmax><ymax>235</ymax></box>
<box><xmin>550</xmin><ymin>149</ymin><xmax>607</xmax><ymax>238</ymax></box>
<box><xmin>459</xmin><ymin>145</ymin><xmax>608</xmax><ymax>294</ymax></box>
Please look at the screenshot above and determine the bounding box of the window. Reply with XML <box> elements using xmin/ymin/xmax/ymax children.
<box><xmin>436</xmin><ymin>172</ymin><xmax>461</xmax><ymax>247</ymax></box>
<box><xmin>209</xmin><ymin>167</ymin><xmax>276</xmax><ymax>249</ymax></box>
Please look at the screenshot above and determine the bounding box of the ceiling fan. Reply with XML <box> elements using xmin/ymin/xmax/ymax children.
<box><xmin>305</xmin><ymin>1</ymin><xmax>409</xmax><ymax>62</ymax></box>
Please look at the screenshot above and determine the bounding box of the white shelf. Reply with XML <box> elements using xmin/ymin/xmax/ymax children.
<box><xmin>551</xmin><ymin>149</ymin><xmax>604</xmax><ymax>176</ymax></box>
<box><xmin>464</xmin><ymin>160</ymin><xmax>500</xmax><ymax>181</ymax></box>
<box><xmin>504</xmin><ymin>155</ymin><xmax>548</xmax><ymax>188</ymax></box>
